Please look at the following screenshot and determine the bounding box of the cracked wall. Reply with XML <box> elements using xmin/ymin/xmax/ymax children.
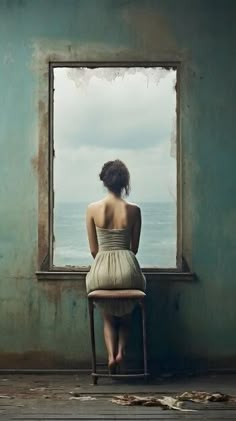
<box><xmin>0</xmin><ymin>0</ymin><xmax>235</xmax><ymax>370</ymax></box>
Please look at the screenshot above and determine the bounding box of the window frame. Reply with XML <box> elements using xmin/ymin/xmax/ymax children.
<box><xmin>36</xmin><ymin>61</ymin><xmax>193</xmax><ymax>280</ymax></box>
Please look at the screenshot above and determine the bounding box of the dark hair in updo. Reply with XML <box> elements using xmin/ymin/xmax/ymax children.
<box><xmin>99</xmin><ymin>159</ymin><xmax>130</xmax><ymax>197</ymax></box>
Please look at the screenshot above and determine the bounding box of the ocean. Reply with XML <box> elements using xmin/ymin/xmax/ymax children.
<box><xmin>53</xmin><ymin>202</ymin><xmax>176</xmax><ymax>268</ymax></box>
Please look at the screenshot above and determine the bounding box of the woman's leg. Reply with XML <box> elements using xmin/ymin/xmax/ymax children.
<box><xmin>116</xmin><ymin>314</ymin><xmax>131</xmax><ymax>364</ymax></box>
<box><xmin>103</xmin><ymin>313</ymin><xmax>117</xmax><ymax>369</ymax></box>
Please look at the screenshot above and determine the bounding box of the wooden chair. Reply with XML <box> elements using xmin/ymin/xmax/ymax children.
<box><xmin>88</xmin><ymin>289</ymin><xmax>148</xmax><ymax>384</ymax></box>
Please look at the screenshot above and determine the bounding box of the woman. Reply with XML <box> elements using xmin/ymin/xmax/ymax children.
<box><xmin>86</xmin><ymin>159</ymin><xmax>146</xmax><ymax>371</ymax></box>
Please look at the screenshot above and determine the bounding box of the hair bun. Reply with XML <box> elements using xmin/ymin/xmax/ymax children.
<box><xmin>99</xmin><ymin>160</ymin><xmax>130</xmax><ymax>197</ymax></box>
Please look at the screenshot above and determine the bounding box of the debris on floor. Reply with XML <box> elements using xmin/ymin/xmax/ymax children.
<box><xmin>111</xmin><ymin>394</ymin><xmax>194</xmax><ymax>411</ymax></box>
<box><xmin>112</xmin><ymin>391</ymin><xmax>236</xmax><ymax>411</ymax></box>
<box><xmin>0</xmin><ymin>394</ymin><xmax>13</xmax><ymax>399</ymax></box>
<box><xmin>69</xmin><ymin>395</ymin><xmax>97</xmax><ymax>401</ymax></box>
<box><xmin>177</xmin><ymin>391</ymin><xmax>236</xmax><ymax>403</ymax></box>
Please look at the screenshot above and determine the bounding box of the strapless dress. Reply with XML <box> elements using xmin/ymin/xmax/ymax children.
<box><xmin>86</xmin><ymin>227</ymin><xmax>146</xmax><ymax>316</ymax></box>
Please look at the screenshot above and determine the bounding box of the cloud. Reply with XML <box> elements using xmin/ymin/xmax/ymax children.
<box><xmin>53</xmin><ymin>67</ymin><xmax>177</xmax><ymax>203</ymax></box>
<box><xmin>54</xmin><ymin>67</ymin><xmax>176</xmax><ymax>150</ymax></box>
<box><xmin>54</xmin><ymin>143</ymin><xmax>176</xmax><ymax>203</ymax></box>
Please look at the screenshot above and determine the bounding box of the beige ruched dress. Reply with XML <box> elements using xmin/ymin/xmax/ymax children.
<box><xmin>86</xmin><ymin>227</ymin><xmax>146</xmax><ymax>316</ymax></box>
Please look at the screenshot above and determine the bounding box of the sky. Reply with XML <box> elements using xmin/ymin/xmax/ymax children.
<box><xmin>54</xmin><ymin>67</ymin><xmax>177</xmax><ymax>204</ymax></box>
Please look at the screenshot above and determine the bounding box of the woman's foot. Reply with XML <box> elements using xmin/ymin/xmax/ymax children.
<box><xmin>115</xmin><ymin>349</ymin><xmax>124</xmax><ymax>365</ymax></box>
<box><xmin>108</xmin><ymin>356</ymin><xmax>116</xmax><ymax>374</ymax></box>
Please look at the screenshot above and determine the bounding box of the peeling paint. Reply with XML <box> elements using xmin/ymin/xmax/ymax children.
<box><xmin>31</xmin><ymin>41</ymin><xmax>138</xmax><ymax>73</ymax></box>
<box><xmin>67</xmin><ymin>66</ymin><xmax>171</xmax><ymax>87</ymax></box>
<box><xmin>0</xmin><ymin>0</ymin><xmax>235</xmax><ymax>370</ymax></box>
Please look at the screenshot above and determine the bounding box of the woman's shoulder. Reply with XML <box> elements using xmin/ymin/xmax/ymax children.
<box><xmin>87</xmin><ymin>199</ymin><xmax>104</xmax><ymax>208</ymax></box>
<box><xmin>125</xmin><ymin>201</ymin><xmax>141</xmax><ymax>218</ymax></box>
<box><xmin>87</xmin><ymin>200</ymin><xmax>105</xmax><ymax>215</ymax></box>
<box><xmin>126</xmin><ymin>201</ymin><xmax>141</xmax><ymax>211</ymax></box>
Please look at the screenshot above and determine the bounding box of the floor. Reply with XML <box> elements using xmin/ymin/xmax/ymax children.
<box><xmin>0</xmin><ymin>373</ymin><xmax>236</xmax><ymax>420</ymax></box>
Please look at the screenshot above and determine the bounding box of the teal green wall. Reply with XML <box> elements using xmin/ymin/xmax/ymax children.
<box><xmin>0</xmin><ymin>0</ymin><xmax>235</xmax><ymax>370</ymax></box>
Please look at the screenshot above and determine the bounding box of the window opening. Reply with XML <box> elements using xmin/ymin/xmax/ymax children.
<box><xmin>53</xmin><ymin>66</ymin><xmax>177</xmax><ymax>268</ymax></box>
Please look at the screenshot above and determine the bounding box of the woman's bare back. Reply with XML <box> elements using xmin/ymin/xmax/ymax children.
<box><xmin>91</xmin><ymin>197</ymin><xmax>139</xmax><ymax>230</ymax></box>
<box><xmin>86</xmin><ymin>195</ymin><xmax>141</xmax><ymax>256</ymax></box>
<box><xmin>86</xmin><ymin>194</ymin><xmax>146</xmax><ymax>313</ymax></box>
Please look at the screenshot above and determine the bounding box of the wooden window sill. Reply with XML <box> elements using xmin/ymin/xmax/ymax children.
<box><xmin>36</xmin><ymin>270</ymin><xmax>196</xmax><ymax>282</ymax></box>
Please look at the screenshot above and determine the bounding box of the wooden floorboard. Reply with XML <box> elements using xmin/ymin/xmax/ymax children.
<box><xmin>0</xmin><ymin>373</ymin><xmax>236</xmax><ymax>420</ymax></box>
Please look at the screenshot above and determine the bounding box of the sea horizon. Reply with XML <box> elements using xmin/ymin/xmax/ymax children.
<box><xmin>54</xmin><ymin>201</ymin><xmax>177</xmax><ymax>268</ymax></box>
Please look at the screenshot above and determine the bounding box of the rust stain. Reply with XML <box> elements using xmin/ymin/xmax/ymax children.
<box><xmin>38</xmin><ymin>99</ymin><xmax>48</xmax><ymax>181</ymax></box>
<box><xmin>41</xmin><ymin>282</ymin><xmax>65</xmax><ymax>304</ymax></box>
<box><xmin>38</xmin><ymin>99</ymin><xmax>49</xmax><ymax>268</ymax></box>
<box><xmin>122</xmin><ymin>5</ymin><xmax>177</xmax><ymax>53</ymax></box>
<box><xmin>31</xmin><ymin>155</ymin><xmax>38</xmax><ymax>174</ymax></box>
<box><xmin>38</xmin><ymin>221</ymin><xmax>48</xmax><ymax>269</ymax></box>
<box><xmin>40</xmin><ymin>281</ymin><xmax>86</xmax><ymax>304</ymax></box>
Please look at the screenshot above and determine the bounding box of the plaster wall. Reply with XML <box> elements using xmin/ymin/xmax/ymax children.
<box><xmin>0</xmin><ymin>0</ymin><xmax>235</xmax><ymax>370</ymax></box>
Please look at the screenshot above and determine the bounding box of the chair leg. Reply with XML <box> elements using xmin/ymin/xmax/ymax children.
<box><xmin>88</xmin><ymin>299</ymin><xmax>97</xmax><ymax>378</ymax></box>
<box><xmin>93</xmin><ymin>376</ymin><xmax>98</xmax><ymax>385</ymax></box>
<box><xmin>140</xmin><ymin>300</ymin><xmax>148</xmax><ymax>376</ymax></box>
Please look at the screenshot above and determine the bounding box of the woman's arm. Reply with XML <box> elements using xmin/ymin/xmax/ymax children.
<box><xmin>86</xmin><ymin>205</ymin><xmax>98</xmax><ymax>258</ymax></box>
<box><xmin>130</xmin><ymin>206</ymin><xmax>141</xmax><ymax>255</ymax></box>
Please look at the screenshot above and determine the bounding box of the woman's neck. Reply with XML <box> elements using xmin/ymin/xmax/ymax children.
<box><xmin>106</xmin><ymin>191</ymin><xmax>122</xmax><ymax>201</ymax></box>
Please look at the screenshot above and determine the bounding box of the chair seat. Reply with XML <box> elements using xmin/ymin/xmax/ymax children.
<box><xmin>88</xmin><ymin>289</ymin><xmax>146</xmax><ymax>299</ymax></box>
